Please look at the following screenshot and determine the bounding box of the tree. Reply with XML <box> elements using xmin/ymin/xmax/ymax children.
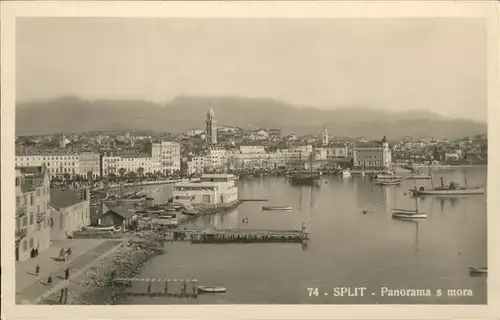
<box><xmin>107</xmin><ymin>172</ymin><xmax>117</xmax><ymax>182</ymax></box>
<box><xmin>118</xmin><ymin>168</ymin><xmax>126</xmax><ymax>181</ymax></box>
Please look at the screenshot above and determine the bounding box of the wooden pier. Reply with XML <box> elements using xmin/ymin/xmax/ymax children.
<box><xmin>113</xmin><ymin>277</ymin><xmax>200</xmax><ymax>298</ymax></box>
<box><xmin>167</xmin><ymin>228</ymin><xmax>309</xmax><ymax>244</ymax></box>
<box><xmin>239</xmin><ymin>198</ymin><xmax>269</xmax><ymax>202</ymax></box>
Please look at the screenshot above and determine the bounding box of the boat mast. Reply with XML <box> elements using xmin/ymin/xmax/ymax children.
<box><xmin>429</xmin><ymin>166</ymin><xmax>434</xmax><ymax>189</ymax></box>
<box><xmin>415</xmin><ymin>196</ymin><xmax>419</xmax><ymax>213</ymax></box>
<box><xmin>464</xmin><ymin>168</ymin><xmax>469</xmax><ymax>188</ymax></box>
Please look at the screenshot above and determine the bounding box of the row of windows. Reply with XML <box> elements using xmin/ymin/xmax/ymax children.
<box><xmin>17</xmin><ymin>156</ymin><xmax>78</xmax><ymax>161</ymax></box>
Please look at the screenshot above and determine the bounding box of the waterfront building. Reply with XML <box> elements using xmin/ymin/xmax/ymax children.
<box><xmin>327</xmin><ymin>143</ymin><xmax>349</xmax><ymax>158</ymax></box>
<box><xmin>15</xmin><ymin>166</ymin><xmax>52</xmax><ymax>262</ymax></box>
<box><xmin>79</xmin><ymin>152</ymin><xmax>101</xmax><ymax>179</ymax></box>
<box><xmin>100</xmin><ymin>208</ymin><xmax>137</xmax><ymax>230</ymax></box>
<box><xmin>15</xmin><ymin>151</ymin><xmax>80</xmax><ymax>177</ymax></box>
<box><xmin>188</xmin><ymin>155</ymin><xmax>207</xmax><ymax>175</ymax></box>
<box><xmin>352</xmin><ymin>136</ymin><xmax>392</xmax><ymax>171</ymax></box>
<box><xmin>172</xmin><ymin>173</ymin><xmax>238</xmax><ymax>207</ymax></box>
<box><xmin>208</xmin><ymin>147</ymin><xmax>229</xmax><ymax>169</ymax></box>
<box><xmin>205</xmin><ymin>105</ymin><xmax>217</xmax><ymax>147</ymax></box>
<box><xmin>149</xmin><ymin>140</ymin><xmax>181</xmax><ymax>174</ymax></box>
<box><xmin>313</xmin><ymin>148</ymin><xmax>328</xmax><ymax>161</ymax></box>
<box><xmin>101</xmin><ymin>153</ymin><xmax>162</xmax><ymax>176</ymax></box>
<box><xmin>49</xmin><ymin>187</ymin><xmax>91</xmax><ymax>240</ymax></box>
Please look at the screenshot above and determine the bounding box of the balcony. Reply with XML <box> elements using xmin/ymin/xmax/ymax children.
<box><xmin>15</xmin><ymin>228</ymin><xmax>27</xmax><ymax>242</ymax></box>
<box><xmin>16</xmin><ymin>205</ymin><xmax>27</xmax><ymax>216</ymax></box>
<box><xmin>36</xmin><ymin>212</ymin><xmax>47</xmax><ymax>222</ymax></box>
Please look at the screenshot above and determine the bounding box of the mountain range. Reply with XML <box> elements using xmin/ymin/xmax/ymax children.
<box><xmin>15</xmin><ymin>96</ymin><xmax>487</xmax><ymax>139</ymax></box>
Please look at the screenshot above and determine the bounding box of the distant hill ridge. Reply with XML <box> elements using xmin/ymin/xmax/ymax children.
<box><xmin>15</xmin><ymin>96</ymin><xmax>486</xmax><ymax>139</ymax></box>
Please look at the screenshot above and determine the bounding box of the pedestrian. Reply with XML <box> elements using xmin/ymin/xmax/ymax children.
<box><xmin>66</xmin><ymin>247</ymin><xmax>72</xmax><ymax>257</ymax></box>
<box><xmin>35</xmin><ymin>247</ymin><xmax>39</xmax><ymax>257</ymax></box>
<box><xmin>47</xmin><ymin>275</ymin><xmax>52</xmax><ymax>284</ymax></box>
<box><xmin>30</xmin><ymin>248</ymin><xmax>35</xmax><ymax>258</ymax></box>
<box><xmin>35</xmin><ymin>264</ymin><xmax>40</xmax><ymax>276</ymax></box>
<box><xmin>64</xmin><ymin>267</ymin><xmax>70</xmax><ymax>280</ymax></box>
<box><xmin>59</xmin><ymin>247</ymin><xmax>65</xmax><ymax>260</ymax></box>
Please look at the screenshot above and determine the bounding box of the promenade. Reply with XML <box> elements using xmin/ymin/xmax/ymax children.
<box><xmin>16</xmin><ymin>239</ymin><xmax>121</xmax><ymax>304</ymax></box>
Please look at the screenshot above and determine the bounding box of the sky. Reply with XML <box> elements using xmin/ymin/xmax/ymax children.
<box><xmin>16</xmin><ymin>18</ymin><xmax>487</xmax><ymax>121</ymax></box>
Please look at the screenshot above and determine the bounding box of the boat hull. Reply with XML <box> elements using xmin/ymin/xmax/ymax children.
<box><xmin>392</xmin><ymin>212</ymin><xmax>427</xmax><ymax>219</ymax></box>
<box><xmin>197</xmin><ymin>286</ymin><xmax>227</xmax><ymax>293</ymax></box>
<box><xmin>262</xmin><ymin>206</ymin><xmax>292</xmax><ymax>211</ymax></box>
<box><xmin>410</xmin><ymin>188</ymin><xmax>485</xmax><ymax>195</ymax></box>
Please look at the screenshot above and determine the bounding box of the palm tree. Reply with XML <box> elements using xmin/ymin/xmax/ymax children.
<box><xmin>118</xmin><ymin>168</ymin><xmax>126</xmax><ymax>181</ymax></box>
<box><xmin>137</xmin><ymin>167</ymin><xmax>144</xmax><ymax>187</ymax></box>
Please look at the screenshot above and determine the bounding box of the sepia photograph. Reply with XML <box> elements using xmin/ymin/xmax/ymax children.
<box><xmin>1</xmin><ymin>1</ymin><xmax>499</xmax><ymax>319</ymax></box>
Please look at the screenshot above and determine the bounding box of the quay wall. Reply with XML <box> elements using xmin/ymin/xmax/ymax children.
<box><xmin>40</xmin><ymin>233</ymin><xmax>165</xmax><ymax>305</ymax></box>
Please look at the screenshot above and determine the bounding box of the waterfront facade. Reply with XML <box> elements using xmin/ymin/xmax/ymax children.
<box><xmin>15</xmin><ymin>152</ymin><xmax>80</xmax><ymax>177</ymax></box>
<box><xmin>49</xmin><ymin>187</ymin><xmax>91</xmax><ymax>240</ymax></box>
<box><xmin>149</xmin><ymin>140</ymin><xmax>181</xmax><ymax>174</ymax></box>
<box><xmin>172</xmin><ymin>174</ymin><xmax>238</xmax><ymax>206</ymax></box>
<box><xmin>353</xmin><ymin>136</ymin><xmax>392</xmax><ymax>171</ymax></box>
<box><xmin>15</xmin><ymin>166</ymin><xmax>52</xmax><ymax>262</ymax></box>
<box><xmin>78</xmin><ymin>152</ymin><xmax>101</xmax><ymax>179</ymax></box>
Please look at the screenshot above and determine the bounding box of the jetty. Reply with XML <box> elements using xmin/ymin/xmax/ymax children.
<box><xmin>113</xmin><ymin>277</ymin><xmax>201</xmax><ymax>298</ymax></box>
<box><xmin>165</xmin><ymin>228</ymin><xmax>309</xmax><ymax>244</ymax></box>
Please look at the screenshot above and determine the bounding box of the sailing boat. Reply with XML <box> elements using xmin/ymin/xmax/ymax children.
<box><xmin>392</xmin><ymin>196</ymin><xmax>427</xmax><ymax>219</ymax></box>
<box><xmin>410</xmin><ymin>168</ymin><xmax>485</xmax><ymax>196</ymax></box>
<box><xmin>289</xmin><ymin>153</ymin><xmax>320</xmax><ymax>185</ymax></box>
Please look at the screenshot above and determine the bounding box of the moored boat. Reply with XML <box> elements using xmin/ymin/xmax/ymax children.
<box><xmin>392</xmin><ymin>211</ymin><xmax>427</xmax><ymax>219</ymax></box>
<box><xmin>342</xmin><ymin>169</ymin><xmax>351</xmax><ymax>177</ymax></box>
<box><xmin>262</xmin><ymin>206</ymin><xmax>292</xmax><ymax>211</ymax></box>
<box><xmin>377</xmin><ymin>179</ymin><xmax>402</xmax><ymax>186</ymax></box>
<box><xmin>410</xmin><ymin>186</ymin><xmax>485</xmax><ymax>196</ymax></box>
<box><xmin>469</xmin><ymin>267</ymin><xmax>487</xmax><ymax>275</ymax></box>
<box><xmin>197</xmin><ymin>285</ymin><xmax>227</xmax><ymax>293</ymax></box>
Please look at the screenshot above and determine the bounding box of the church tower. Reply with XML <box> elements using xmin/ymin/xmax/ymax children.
<box><xmin>205</xmin><ymin>105</ymin><xmax>217</xmax><ymax>147</ymax></box>
<box><xmin>321</xmin><ymin>127</ymin><xmax>329</xmax><ymax>146</ymax></box>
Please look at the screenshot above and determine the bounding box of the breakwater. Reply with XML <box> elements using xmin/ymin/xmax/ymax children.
<box><xmin>40</xmin><ymin>233</ymin><xmax>165</xmax><ymax>305</ymax></box>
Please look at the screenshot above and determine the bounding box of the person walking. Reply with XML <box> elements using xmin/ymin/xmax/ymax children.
<box><xmin>64</xmin><ymin>267</ymin><xmax>70</xmax><ymax>280</ymax></box>
<box><xmin>47</xmin><ymin>275</ymin><xmax>52</xmax><ymax>284</ymax></box>
<box><xmin>35</xmin><ymin>264</ymin><xmax>40</xmax><ymax>276</ymax></box>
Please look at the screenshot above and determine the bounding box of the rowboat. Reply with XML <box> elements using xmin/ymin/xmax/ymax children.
<box><xmin>197</xmin><ymin>285</ymin><xmax>227</xmax><ymax>293</ymax></box>
<box><xmin>262</xmin><ymin>206</ymin><xmax>292</xmax><ymax>211</ymax></box>
<box><xmin>342</xmin><ymin>169</ymin><xmax>351</xmax><ymax>177</ymax></box>
<box><xmin>377</xmin><ymin>179</ymin><xmax>402</xmax><ymax>186</ymax></box>
<box><xmin>469</xmin><ymin>267</ymin><xmax>487</xmax><ymax>275</ymax></box>
<box><xmin>410</xmin><ymin>187</ymin><xmax>485</xmax><ymax>196</ymax></box>
<box><xmin>392</xmin><ymin>211</ymin><xmax>427</xmax><ymax>219</ymax></box>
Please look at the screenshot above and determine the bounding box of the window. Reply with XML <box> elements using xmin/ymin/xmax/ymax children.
<box><xmin>30</xmin><ymin>194</ymin><xmax>34</xmax><ymax>205</ymax></box>
<box><xmin>30</xmin><ymin>214</ymin><xmax>34</xmax><ymax>225</ymax></box>
<box><xmin>16</xmin><ymin>218</ymin><xmax>21</xmax><ymax>230</ymax></box>
<box><xmin>22</xmin><ymin>216</ymin><xmax>28</xmax><ymax>227</ymax></box>
<box><xmin>16</xmin><ymin>196</ymin><xmax>20</xmax><ymax>208</ymax></box>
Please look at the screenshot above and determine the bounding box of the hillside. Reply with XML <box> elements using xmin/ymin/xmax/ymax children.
<box><xmin>15</xmin><ymin>96</ymin><xmax>487</xmax><ymax>139</ymax></box>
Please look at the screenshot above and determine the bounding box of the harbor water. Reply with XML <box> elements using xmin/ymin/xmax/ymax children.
<box><xmin>120</xmin><ymin>167</ymin><xmax>487</xmax><ymax>304</ymax></box>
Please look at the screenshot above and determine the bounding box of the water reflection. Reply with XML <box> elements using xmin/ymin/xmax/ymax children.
<box><xmin>392</xmin><ymin>218</ymin><xmax>421</xmax><ymax>252</ymax></box>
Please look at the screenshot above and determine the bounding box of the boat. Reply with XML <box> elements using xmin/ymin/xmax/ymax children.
<box><xmin>410</xmin><ymin>186</ymin><xmax>485</xmax><ymax>196</ymax></box>
<box><xmin>469</xmin><ymin>267</ymin><xmax>487</xmax><ymax>275</ymax></box>
<box><xmin>262</xmin><ymin>206</ymin><xmax>292</xmax><ymax>211</ymax></box>
<box><xmin>182</xmin><ymin>208</ymin><xmax>199</xmax><ymax>216</ymax></box>
<box><xmin>342</xmin><ymin>169</ymin><xmax>351</xmax><ymax>177</ymax></box>
<box><xmin>289</xmin><ymin>154</ymin><xmax>320</xmax><ymax>185</ymax></box>
<box><xmin>377</xmin><ymin>179</ymin><xmax>402</xmax><ymax>186</ymax></box>
<box><xmin>197</xmin><ymin>285</ymin><xmax>227</xmax><ymax>293</ymax></box>
<box><xmin>374</xmin><ymin>172</ymin><xmax>395</xmax><ymax>179</ymax></box>
<box><xmin>392</xmin><ymin>197</ymin><xmax>427</xmax><ymax>220</ymax></box>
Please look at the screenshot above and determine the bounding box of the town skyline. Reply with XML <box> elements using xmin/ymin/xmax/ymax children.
<box><xmin>17</xmin><ymin>18</ymin><xmax>487</xmax><ymax>121</ymax></box>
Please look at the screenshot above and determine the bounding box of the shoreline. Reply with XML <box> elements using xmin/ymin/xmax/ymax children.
<box><xmin>39</xmin><ymin>232</ymin><xmax>165</xmax><ymax>305</ymax></box>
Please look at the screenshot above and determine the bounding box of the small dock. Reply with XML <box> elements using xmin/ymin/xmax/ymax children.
<box><xmin>240</xmin><ymin>198</ymin><xmax>269</xmax><ymax>202</ymax></box>
<box><xmin>113</xmin><ymin>277</ymin><xmax>201</xmax><ymax>298</ymax></box>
